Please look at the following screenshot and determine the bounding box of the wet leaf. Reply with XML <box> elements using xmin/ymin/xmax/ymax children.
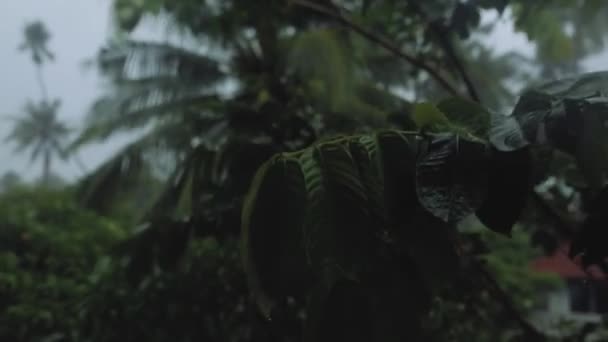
<box><xmin>476</xmin><ymin>147</ymin><xmax>532</xmax><ymax>235</ymax></box>
<box><xmin>416</xmin><ymin>133</ymin><xmax>489</xmax><ymax>224</ymax></box>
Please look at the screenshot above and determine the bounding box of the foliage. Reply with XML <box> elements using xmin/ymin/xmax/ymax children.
<box><xmin>242</xmin><ymin>71</ymin><xmax>608</xmax><ymax>340</ymax></box>
<box><xmin>477</xmin><ymin>225</ymin><xmax>562</xmax><ymax>311</ymax></box>
<box><xmin>4</xmin><ymin>1</ymin><xmax>608</xmax><ymax>341</ymax></box>
<box><xmin>6</xmin><ymin>20</ymin><xmax>75</xmax><ymax>185</ymax></box>
<box><xmin>0</xmin><ymin>186</ymin><xmax>124</xmax><ymax>342</ymax></box>
<box><xmin>77</xmin><ymin>237</ymin><xmax>265</xmax><ymax>342</ymax></box>
<box><xmin>5</xmin><ymin>100</ymin><xmax>71</xmax><ymax>184</ymax></box>
<box><xmin>511</xmin><ymin>0</ymin><xmax>608</xmax><ymax>77</ymax></box>
<box><xmin>18</xmin><ymin>21</ymin><xmax>54</xmax><ymax>66</ymax></box>
<box><xmin>426</xmin><ymin>220</ymin><xmax>563</xmax><ymax>342</ymax></box>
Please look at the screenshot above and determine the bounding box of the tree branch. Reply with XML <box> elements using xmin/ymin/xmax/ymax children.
<box><xmin>289</xmin><ymin>0</ymin><xmax>464</xmax><ymax>98</ymax></box>
<box><xmin>404</xmin><ymin>1</ymin><xmax>480</xmax><ymax>102</ymax></box>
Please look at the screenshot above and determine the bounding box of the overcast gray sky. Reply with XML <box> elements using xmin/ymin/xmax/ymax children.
<box><xmin>0</xmin><ymin>0</ymin><xmax>130</xmax><ymax>182</ymax></box>
<box><xmin>0</xmin><ymin>2</ymin><xmax>605</xmax><ymax>183</ymax></box>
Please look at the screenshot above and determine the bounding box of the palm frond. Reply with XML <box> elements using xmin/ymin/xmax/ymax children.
<box><xmin>19</xmin><ymin>21</ymin><xmax>54</xmax><ymax>64</ymax></box>
<box><xmin>72</xmin><ymin>94</ymin><xmax>223</xmax><ymax>150</ymax></box>
<box><xmin>75</xmin><ymin>115</ymin><xmax>215</xmax><ymax>214</ymax></box>
<box><xmin>5</xmin><ymin>99</ymin><xmax>70</xmax><ymax>159</ymax></box>
<box><xmin>77</xmin><ymin>137</ymin><xmax>149</xmax><ymax>214</ymax></box>
<box><xmin>99</xmin><ymin>40</ymin><xmax>225</xmax><ymax>84</ymax></box>
<box><xmin>75</xmin><ymin>40</ymin><xmax>228</xmax><ymax>146</ymax></box>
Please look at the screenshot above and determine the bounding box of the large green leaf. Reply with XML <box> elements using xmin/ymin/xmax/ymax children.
<box><xmin>303</xmin><ymin>139</ymin><xmax>381</xmax><ymax>276</ymax></box>
<box><xmin>243</xmin><ymin>129</ymin><xmax>480</xmax><ymax>329</ymax></box>
<box><xmin>411</xmin><ymin>102</ymin><xmax>450</xmax><ymax>131</ymax></box>
<box><xmin>490</xmin><ymin>71</ymin><xmax>608</xmax><ymax>191</ymax></box>
<box><xmin>475</xmin><ymin>147</ymin><xmax>532</xmax><ymax>235</ymax></box>
<box><xmin>415</xmin><ymin>133</ymin><xmax>489</xmax><ymax>224</ymax></box>
<box><xmin>241</xmin><ymin>154</ymin><xmax>312</xmax><ymax>316</ymax></box>
<box><xmin>412</xmin><ymin>101</ymin><xmax>488</xmax><ymax>142</ymax></box>
<box><xmin>437</xmin><ymin>97</ymin><xmax>492</xmax><ymax>138</ymax></box>
<box><xmin>374</xmin><ymin>130</ymin><xmax>419</xmax><ymax>227</ymax></box>
<box><xmin>534</xmin><ymin>71</ymin><xmax>608</xmax><ymax>98</ymax></box>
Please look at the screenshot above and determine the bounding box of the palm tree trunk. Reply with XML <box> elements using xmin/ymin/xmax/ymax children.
<box><xmin>43</xmin><ymin>150</ymin><xmax>51</xmax><ymax>185</ymax></box>
<box><xmin>35</xmin><ymin>64</ymin><xmax>48</xmax><ymax>100</ymax></box>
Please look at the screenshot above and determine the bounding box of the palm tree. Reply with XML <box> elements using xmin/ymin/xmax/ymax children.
<box><xmin>7</xmin><ymin>20</ymin><xmax>84</xmax><ymax>184</ymax></box>
<box><xmin>18</xmin><ymin>21</ymin><xmax>54</xmax><ymax>99</ymax></box>
<box><xmin>5</xmin><ymin>100</ymin><xmax>70</xmax><ymax>185</ymax></box>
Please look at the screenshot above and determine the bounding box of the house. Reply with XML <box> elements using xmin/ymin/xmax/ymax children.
<box><xmin>529</xmin><ymin>242</ymin><xmax>608</xmax><ymax>338</ymax></box>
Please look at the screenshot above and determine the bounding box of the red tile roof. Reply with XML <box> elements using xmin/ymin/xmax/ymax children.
<box><xmin>530</xmin><ymin>243</ymin><xmax>606</xmax><ymax>280</ymax></box>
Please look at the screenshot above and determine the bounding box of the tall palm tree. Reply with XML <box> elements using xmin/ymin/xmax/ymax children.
<box><xmin>18</xmin><ymin>21</ymin><xmax>54</xmax><ymax>99</ymax></box>
<box><xmin>5</xmin><ymin>100</ymin><xmax>70</xmax><ymax>185</ymax></box>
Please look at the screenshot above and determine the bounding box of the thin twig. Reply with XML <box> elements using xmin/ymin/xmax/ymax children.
<box><xmin>289</xmin><ymin>0</ymin><xmax>463</xmax><ymax>97</ymax></box>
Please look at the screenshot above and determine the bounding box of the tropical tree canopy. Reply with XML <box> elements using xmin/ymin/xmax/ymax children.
<box><xmin>70</xmin><ymin>0</ymin><xmax>608</xmax><ymax>340</ymax></box>
<box><xmin>242</xmin><ymin>71</ymin><xmax>608</xmax><ymax>340</ymax></box>
<box><xmin>4</xmin><ymin>1</ymin><xmax>608</xmax><ymax>341</ymax></box>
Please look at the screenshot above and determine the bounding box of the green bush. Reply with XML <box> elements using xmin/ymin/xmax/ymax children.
<box><xmin>0</xmin><ymin>186</ymin><xmax>125</xmax><ymax>341</ymax></box>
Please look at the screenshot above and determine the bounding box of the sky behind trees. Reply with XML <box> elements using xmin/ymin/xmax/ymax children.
<box><xmin>0</xmin><ymin>0</ymin><xmax>120</xmax><ymax>181</ymax></box>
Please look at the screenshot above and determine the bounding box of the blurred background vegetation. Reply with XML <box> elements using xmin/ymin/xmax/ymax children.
<box><xmin>1</xmin><ymin>0</ymin><xmax>608</xmax><ymax>341</ymax></box>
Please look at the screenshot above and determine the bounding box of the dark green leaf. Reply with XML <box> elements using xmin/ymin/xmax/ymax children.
<box><xmin>416</xmin><ymin>133</ymin><xmax>489</xmax><ymax>224</ymax></box>
<box><xmin>412</xmin><ymin>102</ymin><xmax>450</xmax><ymax>130</ymax></box>
<box><xmin>375</xmin><ymin>130</ymin><xmax>419</xmax><ymax>227</ymax></box>
<box><xmin>437</xmin><ymin>97</ymin><xmax>492</xmax><ymax>138</ymax></box>
<box><xmin>534</xmin><ymin>71</ymin><xmax>608</xmax><ymax>99</ymax></box>
<box><xmin>476</xmin><ymin>147</ymin><xmax>532</xmax><ymax>235</ymax></box>
<box><xmin>499</xmin><ymin>71</ymin><xmax>608</xmax><ymax>190</ymax></box>
<box><xmin>242</xmin><ymin>154</ymin><xmax>312</xmax><ymax>316</ymax></box>
<box><xmin>243</xmin><ymin>130</ymin><xmax>473</xmax><ymax>327</ymax></box>
<box><xmin>299</xmin><ymin>138</ymin><xmax>379</xmax><ymax>278</ymax></box>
